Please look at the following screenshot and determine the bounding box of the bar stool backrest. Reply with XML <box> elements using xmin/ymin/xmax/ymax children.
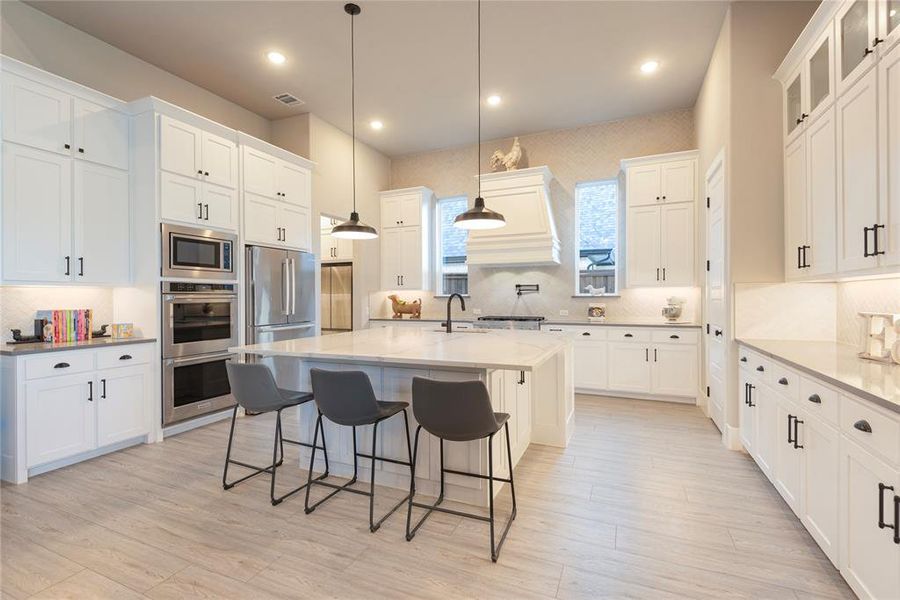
<box><xmin>411</xmin><ymin>377</ymin><xmax>498</xmax><ymax>441</ymax></box>
<box><xmin>226</xmin><ymin>362</ymin><xmax>283</xmax><ymax>412</ymax></box>
<box><xmin>310</xmin><ymin>368</ymin><xmax>381</xmax><ymax>426</ymax></box>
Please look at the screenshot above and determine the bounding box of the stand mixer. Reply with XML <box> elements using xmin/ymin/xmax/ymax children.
<box><xmin>661</xmin><ymin>297</ymin><xmax>686</xmax><ymax>322</ymax></box>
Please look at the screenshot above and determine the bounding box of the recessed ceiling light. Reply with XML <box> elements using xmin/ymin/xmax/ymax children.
<box><xmin>640</xmin><ymin>60</ymin><xmax>659</xmax><ymax>74</ymax></box>
<box><xmin>369</xmin><ymin>120</ymin><xmax>384</xmax><ymax>130</ymax></box>
<box><xmin>891</xmin><ymin>8</ymin><xmax>897</xmax><ymax>17</ymax></box>
<box><xmin>267</xmin><ymin>51</ymin><xmax>286</xmax><ymax>65</ymax></box>
<box><xmin>486</xmin><ymin>94</ymin><xmax>502</xmax><ymax>106</ymax></box>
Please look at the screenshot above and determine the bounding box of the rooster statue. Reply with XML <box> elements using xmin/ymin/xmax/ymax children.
<box><xmin>490</xmin><ymin>137</ymin><xmax>522</xmax><ymax>172</ymax></box>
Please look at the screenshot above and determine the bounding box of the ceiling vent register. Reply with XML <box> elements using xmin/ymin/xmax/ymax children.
<box><xmin>273</xmin><ymin>92</ymin><xmax>304</xmax><ymax>107</ymax></box>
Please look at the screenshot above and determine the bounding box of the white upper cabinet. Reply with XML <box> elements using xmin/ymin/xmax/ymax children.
<box><xmin>836</xmin><ymin>0</ymin><xmax>879</xmax><ymax>95</ymax></box>
<box><xmin>72</xmin><ymin>161</ymin><xmax>130</xmax><ymax>284</ymax></box>
<box><xmin>879</xmin><ymin>39</ymin><xmax>900</xmax><ymax>266</ymax></box>
<box><xmin>242</xmin><ymin>146</ymin><xmax>278</xmax><ymax>197</ymax></box>
<box><xmin>160</xmin><ymin>115</ymin><xmax>202</xmax><ymax>178</ymax></box>
<box><xmin>659</xmin><ymin>160</ymin><xmax>696</xmax><ymax>204</ymax></box>
<box><xmin>200</xmin><ymin>131</ymin><xmax>237</xmax><ymax>189</ymax></box>
<box><xmin>785</xmin><ymin>67</ymin><xmax>807</xmax><ymax>144</ymax></box>
<box><xmin>660</xmin><ymin>202</ymin><xmax>695</xmax><ymax>286</ymax></box>
<box><xmin>321</xmin><ymin>217</ymin><xmax>354</xmax><ymax>263</ymax></box>
<box><xmin>807</xmin><ymin>108</ymin><xmax>838</xmax><ymax>276</ymax></box>
<box><xmin>784</xmin><ymin>136</ymin><xmax>809</xmax><ymax>279</ymax></box>
<box><xmin>2</xmin><ymin>73</ymin><xmax>73</xmax><ymax>155</ymax></box>
<box><xmin>626</xmin><ymin>206</ymin><xmax>662</xmax><ymax>286</ymax></box>
<box><xmin>244</xmin><ymin>192</ymin><xmax>279</xmax><ymax>246</ymax></box>
<box><xmin>808</xmin><ymin>29</ymin><xmax>836</xmax><ymax>123</ymax></box>
<box><xmin>625</xmin><ymin>164</ymin><xmax>661</xmax><ymax>207</ymax></box>
<box><xmin>277</xmin><ymin>161</ymin><xmax>311</xmax><ymax>206</ymax></box>
<box><xmin>73</xmin><ymin>98</ymin><xmax>129</xmax><ymax>171</ymax></box>
<box><xmin>878</xmin><ymin>0</ymin><xmax>900</xmax><ymax>50</ymax></box>
<box><xmin>379</xmin><ymin>187</ymin><xmax>432</xmax><ymax>290</ymax></box>
<box><xmin>382</xmin><ymin>191</ymin><xmax>424</xmax><ymax>228</ymax></box>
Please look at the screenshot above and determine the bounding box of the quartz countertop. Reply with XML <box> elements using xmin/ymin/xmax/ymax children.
<box><xmin>737</xmin><ymin>338</ymin><xmax>900</xmax><ymax>413</ymax></box>
<box><xmin>231</xmin><ymin>326</ymin><xmax>568</xmax><ymax>371</ymax></box>
<box><xmin>369</xmin><ymin>316</ymin><xmax>699</xmax><ymax>328</ymax></box>
<box><xmin>0</xmin><ymin>337</ymin><xmax>157</xmax><ymax>356</ymax></box>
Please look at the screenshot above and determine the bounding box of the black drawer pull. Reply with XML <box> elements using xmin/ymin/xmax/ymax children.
<box><xmin>548</xmin><ymin>328</ymin><xmax>562</xmax><ymax>332</ymax></box>
<box><xmin>756</xmin><ymin>365</ymin><xmax>765</xmax><ymax>372</ymax></box>
<box><xmin>879</xmin><ymin>483</ymin><xmax>895</xmax><ymax>531</ymax></box>
<box><xmin>669</xmin><ymin>334</ymin><xmax>679</xmax><ymax>339</ymax></box>
<box><xmin>740</xmin><ymin>356</ymin><xmax>747</xmax><ymax>362</ymax></box>
<box><xmin>778</xmin><ymin>377</ymin><xmax>789</xmax><ymax>385</ymax></box>
<box><xmin>807</xmin><ymin>394</ymin><xmax>821</xmax><ymax>404</ymax></box>
<box><xmin>119</xmin><ymin>354</ymin><xmax>133</xmax><ymax>360</ymax></box>
<box><xmin>853</xmin><ymin>420</ymin><xmax>872</xmax><ymax>433</ymax></box>
<box><xmin>714</xmin><ymin>329</ymin><xmax>723</xmax><ymax>337</ymax></box>
<box><xmin>582</xmin><ymin>332</ymin><xmax>591</xmax><ymax>336</ymax></box>
<box><xmin>53</xmin><ymin>362</ymin><xmax>70</xmax><ymax>369</ymax></box>
<box><xmin>624</xmin><ymin>333</ymin><xmax>633</xmax><ymax>338</ymax></box>
<box><xmin>894</xmin><ymin>496</ymin><xmax>900</xmax><ymax>545</ymax></box>
<box><xmin>88</xmin><ymin>380</ymin><xmax>93</xmax><ymax>402</ymax></box>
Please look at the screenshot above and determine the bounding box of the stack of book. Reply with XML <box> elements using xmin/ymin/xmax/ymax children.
<box><xmin>37</xmin><ymin>309</ymin><xmax>93</xmax><ymax>343</ymax></box>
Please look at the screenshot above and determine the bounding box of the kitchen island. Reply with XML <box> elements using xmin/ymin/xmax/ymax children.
<box><xmin>230</xmin><ymin>326</ymin><xmax>573</xmax><ymax>505</ymax></box>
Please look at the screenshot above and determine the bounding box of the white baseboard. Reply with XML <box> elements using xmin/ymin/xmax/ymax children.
<box><xmin>576</xmin><ymin>388</ymin><xmax>696</xmax><ymax>405</ymax></box>
<box><xmin>163</xmin><ymin>408</ymin><xmax>233</xmax><ymax>438</ymax></box>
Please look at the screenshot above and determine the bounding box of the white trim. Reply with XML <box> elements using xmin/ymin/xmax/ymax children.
<box><xmin>1</xmin><ymin>55</ymin><xmax>126</xmax><ymax>110</ymax></box>
<box><xmin>620</xmin><ymin>149</ymin><xmax>699</xmax><ymax>170</ymax></box>
<box><xmin>773</xmin><ymin>1</ymin><xmax>844</xmax><ymax>84</ymax></box>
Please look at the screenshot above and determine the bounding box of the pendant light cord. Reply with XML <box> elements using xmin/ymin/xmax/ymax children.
<box><xmin>350</xmin><ymin>9</ymin><xmax>357</xmax><ymax>214</ymax></box>
<box><xmin>476</xmin><ymin>0</ymin><xmax>482</xmax><ymax>201</ymax></box>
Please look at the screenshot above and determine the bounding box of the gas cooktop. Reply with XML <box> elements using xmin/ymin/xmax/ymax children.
<box><xmin>474</xmin><ymin>315</ymin><xmax>546</xmax><ymax>331</ymax></box>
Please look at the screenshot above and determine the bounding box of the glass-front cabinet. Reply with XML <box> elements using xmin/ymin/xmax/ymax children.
<box><xmin>785</xmin><ymin>68</ymin><xmax>805</xmax><ymax>142</ymax></box>
<box><xmin>879</xmin><ymin>0</ymin><xmax>900</xmax><ymax>50</ymax></box>
<box><xmin>807</xmin><ymin>29</ymin><xmax>834</xmax><ymax>122</ymax></box>
<box><xmin>836</xmin><ymin>0</ymin><xmax>878</xmax><ymax>94</ymax></box>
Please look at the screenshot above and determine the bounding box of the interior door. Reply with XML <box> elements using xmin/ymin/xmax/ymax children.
<box><xmin>200</xmin><ymin>131</ymin><xmax>237</xmax><ymax>189</ymax></box>
<box><xmin>626</xmin><ymin>164</ymin><xmax>660</xmax><ymax>207</ymax></box>
<box><xmin>659</xmin><ymin>160</ymin><xmax>695</xmax><ymax>204</ymax></box>
<box><xmin>626</xmin><ymin>206</ymin><xmax>661</xmax><ymax>286</ymax></box>
<box><xmin>73</xmin><ymin>161</ymin><xmax>129</xmax><ymax>284</ymax></box>
<box><xmin>806</xmin><ymin>109</ymin><xmax>837</xmax><ymax>276</ymax></box>
<box><xmin>160</xmin><ymin>171</ymin><xmax>203</xmax><ymax>225</ymax></box>
<box><xmin>880</xmin><ymin>40</ymin><xmax>900</xmax><ymax>266</ymax></box>
<box><xmin>784</xmin><ymin>135</ymin><xmax>808</xmax><ymax>279</ymax></box>
<box><xmin>244</xmin><ymin>192</ymin><xmax>279</xmax><ymax>246</ymax></box>
<box><xmin>836</xmin><ymin>68</ymin><xmax>879</xmax><ymax>272</ymax></box>
<box><xmin>72</xmin><ymin>98</ymin><xmax>128</xmax><ymax>170</ymax></box>
<box><xmin>202</xmin><ymin>183</ymin><xmax>237</xmax><ymax>232</ymax></box>
<box><xmin>25</xmin><ymin>375</ymin><xmax>95</xmax><ymax>467</ymax></box>
<box><xmin>159</xmin><ymin>115</ymin><xmax>201</xmax><ymax>179</ymax></box>
<box><xmin>706</xmin><ymin>156</ymin><xmax>726</xmax><ymax>431</ymax></box>
<box><xmin>96</xmin><ymin>366</ymin><xmax>147</xmax><ymax>446</ymax></box>
<box><xmin>2</xmin><ymin>73</ymin><xmax>72</xmax><ymax>155</ymax></box>
<box><xmin>2</xmin><ymin>144</ymin><xmax>72</xmax><ymax>282</ymax></box>
<box><xmin>660</xmin><ymin>203</ymin><xmax>694</xmax><ymax>285</ymax></box>
<box><xmin>248</xmin><ymin>245</ymin><xmax>288</xmax><ymax>328</ymax></box>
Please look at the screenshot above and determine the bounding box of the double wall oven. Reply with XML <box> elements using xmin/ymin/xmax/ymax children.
<box><xmin>161</xmin><ymin>278</ymin><xmax>239</xmax><ymax>426</ymax></box>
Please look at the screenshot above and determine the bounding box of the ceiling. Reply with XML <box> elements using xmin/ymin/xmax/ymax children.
<box><xmin>28</xmin><ymin>1</ymin><xmax>729</xmax><ymax>157</ymax></box>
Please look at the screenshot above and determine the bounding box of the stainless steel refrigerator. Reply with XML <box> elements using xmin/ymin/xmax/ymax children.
<box><xmin>245</xmin><ymin>245</ymin><xmax>316</xmax><ymax>388</ymax></box>
<box><xmin>321</xmin><ymin>263</ymin><xmax>352</xmax><ymax>334</ymax></box>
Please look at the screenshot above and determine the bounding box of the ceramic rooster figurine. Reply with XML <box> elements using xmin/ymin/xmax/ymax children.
<box><xmin>490</xmin><ymin>137</ymin><xmax>522</xmax><ymax>171</ymax></box>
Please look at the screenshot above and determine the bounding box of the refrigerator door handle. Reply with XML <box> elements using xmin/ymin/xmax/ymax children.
<box><xmin>256</xmin><ymin>322</ymin><xmax>315</xmax><ymax>334</ymax></box>
<box><xmin>281</xmin><ymin>259</ymin><xmax>289</xmax><ymax>316</ymax></box>
<box><xmin>290</xmin><ymin>257</ymin><xmax>297</xmax><ymax>315</ymax></box>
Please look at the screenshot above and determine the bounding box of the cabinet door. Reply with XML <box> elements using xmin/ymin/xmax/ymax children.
<box><xmin>651</xmin><ymin>344</ymin><xmax>697</xmax><ymax>397</ymax></box>
<box><xmin>159</xmin><ymin>116</ymin><xmax>202</xmax><ymax>179</ymax></box>
<box><xmin>2</xmin><ymin>144</ymin><xmax>72</xmax><ymax>282</ymax></box>
<box><xmin>573</xmin><ymin>340</ymin><xmax>608</xmax><ymax>390</ymax></box>
<box><xmin>25</xmin><ymin>375</ymin><xmax>95</xmax><ymax>467</ymax></box>
<box><xmin>334</xmin><ymin>237</ymin><xmax>353</xmax><ymax>261</ymax></box>
<box><xmin>806</xmin><ymin>109</ymin><xmax>838</xmax><ymax>276</ymax></box>
<box><xmin>2</xmin><ymin>73</ymin><xmax>72</xmax><ymax>155</ymax></box>
<box><xmin>73</xmin><ymin>161</ymin><xmax>129</xmax><ymax>284</ymax></box>
<box><xmin>201</xmin><ymin>183</ymin><xmax>237</xmax><ymax>232</ymax></box>
<box><xmin>243</xmin><ymin>147</ymin><xmax>277</xmax><ymax>198</ymax></box>
<box><xmin>660</xmin><ymin>203</ymin><xmax>694</xmax><ymax>285</ymax></box>
<box><xmin>626</xmin><ymin>164</ymin><xmax>661</xmax><ymax>207</ymax></box>
<box><xmin>382</xmin><ymin>195</ymin><xmax>404</xmax><ymax>228</ymax></box>
<box><xmin>784</xmin><ymin>67</ymin><xmax>807</xmax><ymax>144</ymax></box>
<box><xmin>880</xmin><ymin>40</ymin><xmax>900</xmax><ymax>267</ymax></box>
<box><xmin>381</xmin><ymin>228</ymin><xmax>403</xmax><ymax>289</ymax></box>
<box><xmin>784</xmin><ymin>135</ymin><xmax>809</xmax><ymax>279</ymax></box>
<box><xmin>626</xmin><ymin>206</ymin><xmax>661</xmax><ymax>286</ymax></box>
<box><xmin>879</xmin><ymin>0</ymin><xmax>900</xmax><ymax>51</ymax></box>
<box><xmin>739</xmin><ymin>374</ymin><xmax>756</xmax><ymax>455</ymax></box>
<box><xmin>659</xmin><ymin>160</ymin><xmax>695</xmax><ymax>204</ymax></box>
<box><xmin>160</xmin><ymin>171</ymin><xmax>203</xmax><ymax>225</ymax></box>
<box><xmin>606</xmin><ymin>342</ymin><xmax>651</xmax><ymax>393</ymax></box>
<box><xmin>399</xmin><ymin>194</ymin><xmax>422</xmax><ymax>227</ymax></box>
<box><xmin>841</xmin><ymin>440</ymin><xmax>900</xmax><ymax>600</ymax></box>
<box><xmin>200</xmin><ymin>131</ymin><xmax>237</xmax><ymax>189</ymax></box>
<box><xmin>72</xmin><ymin>98</ymin><xmax>128</xmax><ymax>170</ymax></box>
<box><xmin>807</xmin><ymin>29</ymin><xmax>835</xmax><ymax>124</ymax></box>
<box><xmin>278</xmin><ymin>203</ymin><xmax>311</xmax><ymax>251</ymax></box>
<box><xmin>244</xmin><ymin>192</ymin><xmax>279</xmax><ymax>246</ymax></box>
<box><xmin>837</xmin><ymin>68</ymin><xmax>880</xmax><ymax>272</ymax></box>
<box><xmin>96</xmin><ymin>366</ymin><xmax>148</xmax><ymax>447</ymax></box>
<box><xmin>774</xmin><ymin>397</ymin><xmax>804</xmax><ymax>514</ymax></box>
<box><xmin>398</xmin><ymin>227</ymin><xmax>423</xmax><ymax>289</ymax></box>
<box><xmin>801</xmin><ymin>414</ymin><xmax>840</xmax><ymax>565</ymax></box>
<box><xmin>836</xmin><ymin>0</ymin><xmax>879</xmax><ymax>95</ymax></box>
<box><xmin>754</xmin><ymin>385</ymin><xmax>778</xmax><ymax>480</ymax></box>
<box><xmin>277</xmin><ymin>161</ymin><xmax>310</xmax><ymax>206</ymax></box>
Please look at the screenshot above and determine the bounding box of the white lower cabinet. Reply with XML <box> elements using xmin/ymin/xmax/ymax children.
<box><xmin>774</xmin><ymin>395</ymin><xmax>804</xmax><ymax>513</ymax></box>
<box><xmin>25</xmin><ymin>374</ymin><xmax>95</xmax><ymax>468</ymax></box>
<box><xmin>651</xmin><ymin>343</ymin><xmax>698</xmax><ymax>396</ymax></box>
<box><xmin>573</xmin><ymin>340</ymin><xmax>608</xmax><ymax>390</ymax></box>
<box><xmin>754</xmin><ymin>384</ymin><xmax>778</xmax><ymax>480</ymax></box>
<box><xmin>607</xmin><ymin>342</ymin><xmax>652</xmax><ymax>393</ymax></box>
<box><xmin>96</xmin><ymin>365</ymin><xmax>148</xmax><ymax>447</ymax></box>
<box><xmin>802</xmin><ymin>412</ymin><xmax>841</xmax><ymax>564</ymax></box>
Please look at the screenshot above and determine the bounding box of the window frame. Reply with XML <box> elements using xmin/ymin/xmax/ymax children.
<box><xmin>433</xmin><ymin>195</ymin><xmax>470</xmax><ymax>297</ymax></box>
<box><xmin>573</xmin><ymin>179</ymin><xmax>620</xmax><ymax>297</ymax></box>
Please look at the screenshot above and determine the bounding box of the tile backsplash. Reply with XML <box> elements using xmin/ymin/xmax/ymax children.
<box><xmin>0</xmin><ymin>286</ymin><xmax>114</xmax><ymax>341</ymax></box>
<box><xmin>836</xmin><ymin>278</ymin><xmax>900</xmax><ymax>347</ymax></box>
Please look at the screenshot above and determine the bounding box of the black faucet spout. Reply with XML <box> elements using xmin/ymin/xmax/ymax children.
<box><xmin>445</xmin><ymin>293</ymin><xmax>466</xmax><ymax>333</ymax></box>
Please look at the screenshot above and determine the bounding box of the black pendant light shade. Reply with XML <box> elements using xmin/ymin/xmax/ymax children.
<box><xmin>333</xmin><ymin>3</ymin><xmax>378</xmax><ymax>240</ymax></box>
<box><xmin>454</xmin><ymin>0</ymin><xmax>505</xmax><ymax>231</ymax></box>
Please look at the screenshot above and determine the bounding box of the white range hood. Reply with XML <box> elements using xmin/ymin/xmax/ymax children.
<box><xmin>466</xmin><ymin>166</ymin><xmax>561</xmax><ymax>267</ymax></box>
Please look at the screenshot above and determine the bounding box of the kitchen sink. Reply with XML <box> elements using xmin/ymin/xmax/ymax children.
<box><xmin>430</xmin><ymin>329</ymin><xmax>490</xmax><ymax>334</ymax></box>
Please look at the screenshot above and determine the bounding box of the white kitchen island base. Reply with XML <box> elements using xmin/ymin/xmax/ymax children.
<box><xmin>232</xmin><ymin>327</ymin><xmax>573</xmax><ymax>506</ymax></box>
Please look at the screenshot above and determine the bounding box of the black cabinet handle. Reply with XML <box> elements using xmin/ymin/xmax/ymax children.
<box><xmin>78</xmin><ymin>257</ymin><xmax>84</xmax><ymax>276</ymax></box>
<box><xmin>198</xmin><ymin>202</ymin><xmax>203</xmax><ymax>219</ymax></box>
<box><xmin>807</xmin><ymin>393</ymin><xmax>821</xmax><ymax>404</ymax></box>
<box><xmin>802</xmin><ymin>245</ymin><xmax>810</xmax><ymax>268</ymax></box>
<box><xmin>662</xmin><ymin>268</ymin><xmax>666</xmax><ymax>281</ymax></box>
<box><xmin>548</xmin><ymin>328</ymin><xmax>562</xmax><ymax>332</ymax></box>
<box><xmin>740</xmin><ymin>356</ymin><xmax>748</xmax><ymax>362</ymax></box>
<box><xmin>624</xmin><ymin>333</ymin><xmax>633</xmax><ymax>338</ymax></box>
<box><xmin>204</xmin><ymin>171</ymin><xmax>209</xmax><ymax>176</ymax></box>
<box><xmin>582</xmin><ymin>332</ymin><xmax>590</xmax><ymax>336</ymax></box>
<box><xmin>714</xmin><ymin>329</ymin><xmax>723</xmax><ymax>337</ymax></box>
<box><xmin>874</xmin><ymin>224</ymin><xmax>885</xmax><ymax>256</ymax></box>
<box><xmin>756</xmin><ymin>365</ymin><xmax>765</xmax><ymax>372</ymax></box>
<box><xmin>197</xmin><ymin>170</ymin><xmax>203</xmax><ymax>175</ymax></box>
<box><xmin>64</xmin><ymin>143</ymin><xmax>71</xmax><ymax>149</ymax></box>
<box><xmin>778</xmin><ymin>377</ymin><xmax>788</xmax><ymax>385</ymax></box>
<box><xmin>78</xmin><ymin>147</ymin><xmax>84</xmax><ymax>153</ymax></box>
<box><xmin>119</xmin><ymin>354</ymin><xmax>132</xmax><ymax>360</ymax></box>
<box><xmin>100</xmin><ymin>378</ymin><xmax>107</xmax><ymax>399</ymax></box>
<box><xmin>894</xmin><ymin>496</ymin><xmax>900</xmax><ymax>545</ymax></box>
<box><xmin>88</xmin><ymin>380</ymin><xmax>93</xmax><ymax>401</ymax></box>
<box><xmin>518</xmin><ymin>371</ymin><xmax>525</xmax><ymax>385</ymax></box>
<box><xmin>53</xmin><ymin>362</ymin><xmax>70</xmax><ymax>369</ymax></box>
<box><xmin>653</xmin><ymin>348</ymin><xmax>657</xmax><ymax>362</ymax></box>
<box><xmin>853</xmin><ymin>419</ymin><xmax>872</xmax><ymax>433</ymax></box>
<box><xmin>744</xmin><ymin>383</ymin><xmax>749</xmax><ymax>406</ymax></box>
<box><xmin>864</xmin><ymin>47</ymin><xmax>874</xmax><ymax>57</ymax></box>
<box><xmin>669</xmin><ymin>334</ymin><xmax>679</xmax><ymax>339</ymax></box>
<box><xmin>787</xmin><ymin>414</ymin><xmax>795</xmax><ymax>445</ymax></box>
<box><xmin>645</xmin><ymin>348</ymin><xmax>649</xmax><ymax>362</ymax></box>
<box><xmin>747</xmin><ymin>384</ymin><xmax>755</xmax><ymax>408</ymax></box>
<box><xmin>864</xmin><ymin>226</ymin><xmax>873</xmax><ymax>257</ymax></box>
<box><xmin>793</xmin><ymin>417</ymin><xmax>803</xmax><ymax>449</ymax></box>
<box><xmin>873</xmin><ymin>37</ymin><xmax>885</xmax><ymax>47</ymax></box>
<box><xmin>203</xmin><ymin>204</ymin><xmax>209</xmax><ymax>220</ymax></box>
<box><xmin>656</xmin><ymin>267</ymin><xmax>660</xmax><ymax>281</ymax></box>
<box><xmin>879</xmin><ymin>483</ymin><xmax>896</xmax><ymax>530</ymax></box>
<box><xmin>64</xmin><ymin>255</ymin><xmax>70</xmax><ymax>276</ymax></box>
<box><xmin>797</xmin><ymin>246</ymin><xmax>803</xmax><ymax>269</ymax></box>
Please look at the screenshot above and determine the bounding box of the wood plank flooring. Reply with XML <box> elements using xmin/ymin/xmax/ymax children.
<box><xmin>1</xmin><ymin>395</ymin><xmax>854</xmax><ymax>599</ymax></box>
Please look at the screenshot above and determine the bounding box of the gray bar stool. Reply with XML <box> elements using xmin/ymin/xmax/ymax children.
<box><xmin>406</xmin><ymin>377</ymin><xmax>517</xmax><ymax>562</ymax></box>
<box><xmin>223</xmin><ymin>362</ymin><xmax>329</xmax><ymax>505</ymax></box>
<box><xmin>305</xmin><ymin>368</ymin><xmax>413</xmax><ymax>532</ymax></box>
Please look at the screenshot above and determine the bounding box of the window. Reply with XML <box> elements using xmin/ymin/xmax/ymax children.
<box><xmin>575</xmin><ymin>180</ymin><xmax>618</xmax><ymax>295</ymax></box>
<box><xmin>435</xmin><ymin>196</ymin><xmax>469</xmax><ymax>295</ymax></box>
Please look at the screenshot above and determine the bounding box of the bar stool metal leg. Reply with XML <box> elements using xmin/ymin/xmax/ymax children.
<box><xmin>223</xmin><ymin>405</ymin><xmax>284</xmax><ymax>490</ymax></box>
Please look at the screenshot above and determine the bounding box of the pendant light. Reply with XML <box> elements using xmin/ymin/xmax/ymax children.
<box><xmin>455</xmin><ymin>0</ymin><xmax>505</xmax><ymax>231</ymax></box>
<box><xmin>332</xmin><ymin>3</ymin><xmax>378</xmax><ymax>240</ymax></box>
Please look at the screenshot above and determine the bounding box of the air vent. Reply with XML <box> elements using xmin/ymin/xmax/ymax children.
<box><xmin>273</xmin><ymin>92</ymin><xmax>304</xmax><ymax>107</ymax></box>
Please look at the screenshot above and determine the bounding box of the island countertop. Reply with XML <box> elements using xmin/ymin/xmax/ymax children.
<box><xmin>230</xmin><ymin>326</ymin><xmax>569</xmax><ymax>371</ymax></box>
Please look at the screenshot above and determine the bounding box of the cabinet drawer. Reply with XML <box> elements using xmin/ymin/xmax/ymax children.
<box><xmin>746</xmin><ymin>353</ymin><xmax>772</xmax><ymax>379</ymax></box>
<box><xmin>24</xmin><ymin>351</ymin><xmax>94</xmax><ymax>380</ymax></box>
<box><xmin>96</xmin><ymin>344</ymin><xmax>154</xmax><ymax>370</ymax></box>
<box><xmin>543</xmin><ymin>325</ymin><xmax>607</xmax><ymax>340</ymax></box>
<box><xmin>799</xmin><ymin>376</ymin><xmax>839</xmax><ymax>426</ymax></box>
<box><xmin>769</xmin><ymin>362</ymin><xmax>800</xmax><ymax>401</ymax></box>
<box><xmin>738</xmin><ymin>346</ymin><xmax>756</xmax><ymax>370</ymax></box>
<box><xmin>607</xmin><ymin>328</ymin><xmax>651</xmax><ymax>342</ymax></box>
<box><xmin>841</xmin><ymin>394</ymin><xmax>900</xmax><ymax>465</ymax></box>
<box><xmin>651</xmin><ymin>329</ymin><xmax>698</xmax><ymax>344</ymax></box>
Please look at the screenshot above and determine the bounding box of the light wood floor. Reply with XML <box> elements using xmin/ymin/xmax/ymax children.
<box><xmin>1</xmin><ymin>395</ymin><xmax>854</xmax><ymax>599</ymax></box>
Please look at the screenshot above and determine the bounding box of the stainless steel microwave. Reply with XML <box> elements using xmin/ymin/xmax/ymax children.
<box><xmin>161</xmin><ymin>224</ymin><xmax>236</xmax><ymax>280</ymax></box>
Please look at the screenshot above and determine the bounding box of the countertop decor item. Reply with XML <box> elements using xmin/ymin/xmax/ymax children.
<box><xmin>388</xmin><ymin>294</ymin><xmax>422</xmax><ymax>319</ymax></box>
<box><xmin>858</xmin><ymin>312</ymin><xmax>899</xmax><ymax>364</ymax></box>
<box><xmin>490</xmin><ymin>137</ymin><xmax>522</xmax><ymax>172</ymax></box>
<box><xmin>662</xmin><ymin>297</ymin><xmax>685</xmax><ymax>322</ymax></box>
<box><xmin>588</xmin><ymin>303</ymin><xmax>606</xmax><ymax>322</ymax></box>
<box><xmin>111</xmin><ymin>323</ymin><xmax>134</xmax><ymax>338</ymax></box>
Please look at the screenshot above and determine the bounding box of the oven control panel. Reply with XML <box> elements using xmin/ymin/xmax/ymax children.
<box><xmin>162</xmin><ymin>282</ymin><xmax>236</xmax><ymax>294</ymax></box>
